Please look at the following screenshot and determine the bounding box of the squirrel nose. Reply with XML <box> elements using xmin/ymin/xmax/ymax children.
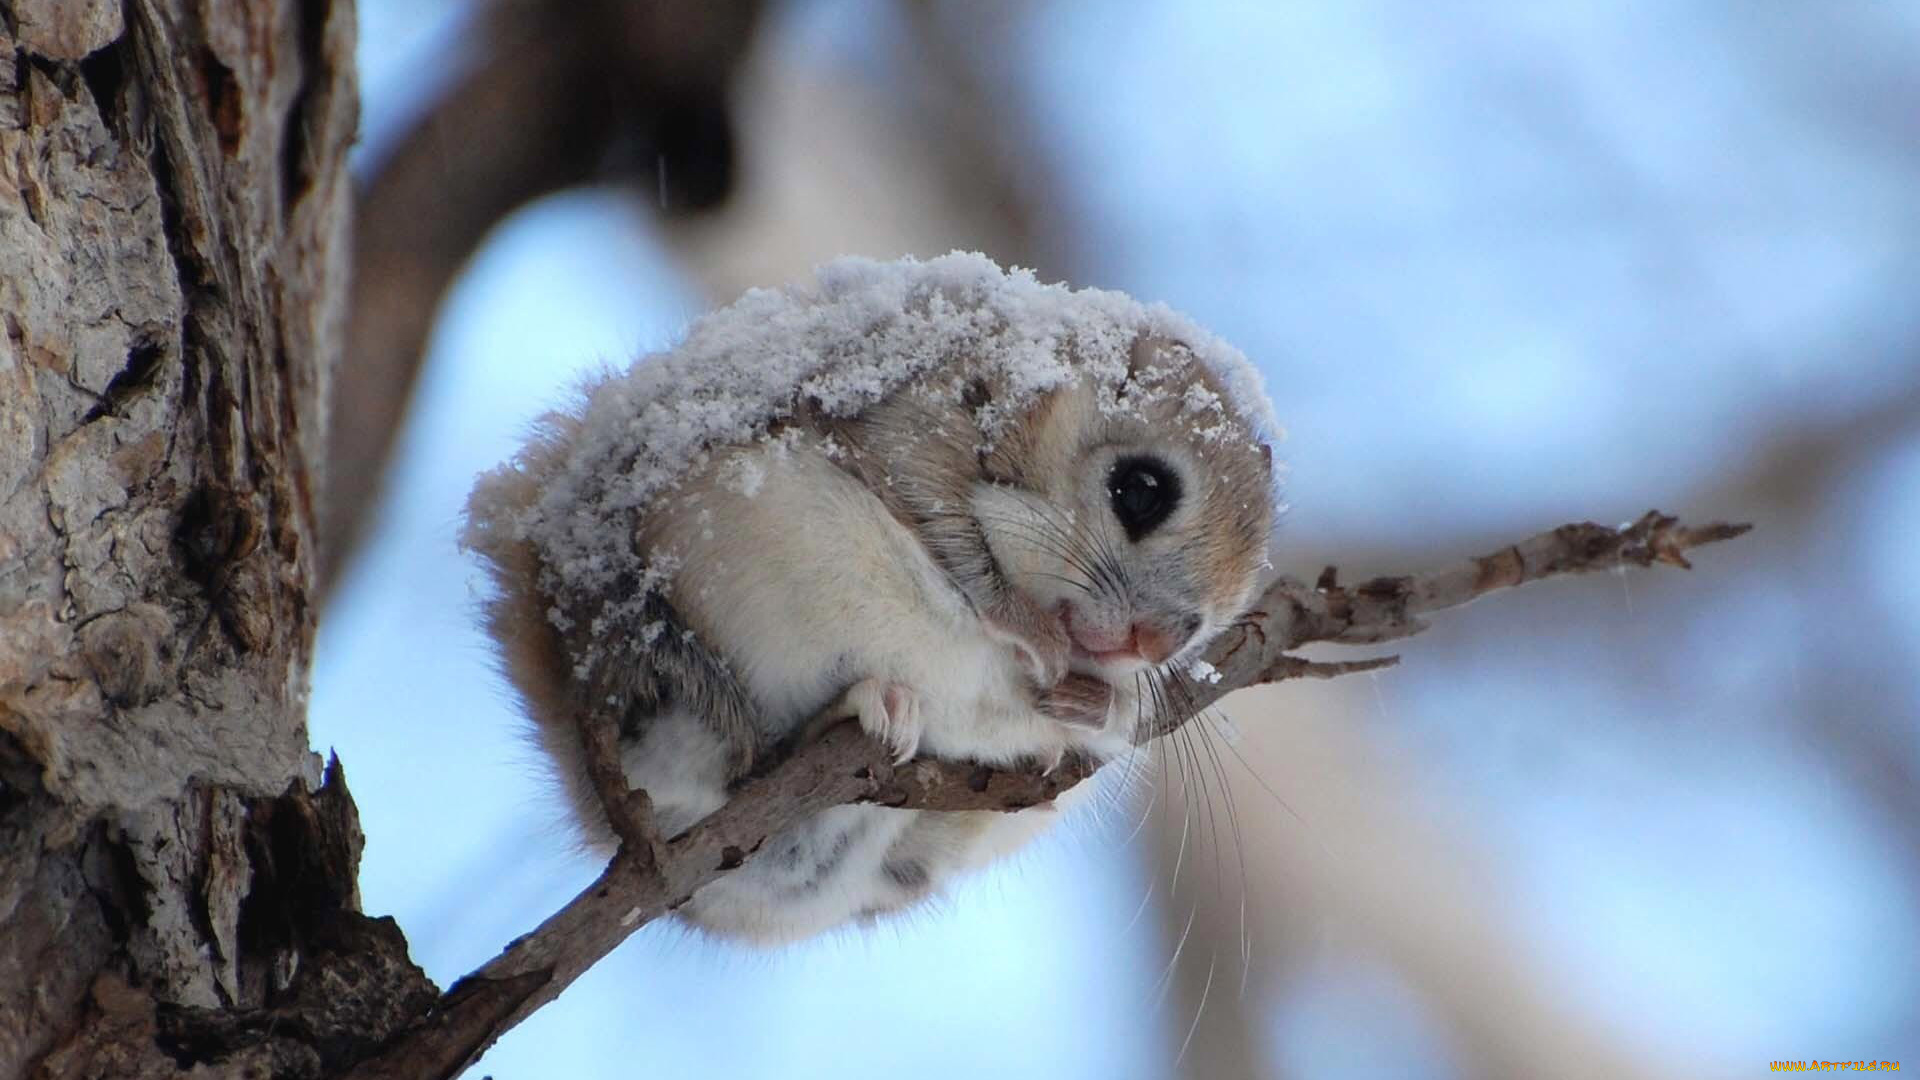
<box><xmin>1061</xmin><ymin>604</ymin><xmax>1201</xmax><ymax>665</ymax></box>
<box><xmin>1132</xmin><ymin>615</ymin><xmax>1203</xmax><ymax>665</ymax></box>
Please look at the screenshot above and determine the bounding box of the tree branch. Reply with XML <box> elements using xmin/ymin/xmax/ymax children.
<box><xmin>320</xmin><ymin>0</ymin><xmax>766</xmax><ymax>601</ymax></box>
<box><xmin>346</xmin><ymin>509</ymin><xmax>1748</xmax><ymax>1079</ymax></box>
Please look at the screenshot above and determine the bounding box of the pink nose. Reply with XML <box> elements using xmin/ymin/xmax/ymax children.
<box><xmin>1131</xmin><ymin>623</ymin><xmax>1178</xmax><ymax>664</ymax></box>
<box><xmin>1062</xmin><ymin>608</ymin><xmax>1181</xmax><ymax>665</ymax></box>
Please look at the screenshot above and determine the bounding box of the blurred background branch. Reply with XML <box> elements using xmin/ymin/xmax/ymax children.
<box><xmin>322</xmin><ymin>0</ymin><xmax>765</xmax><ymax>597</ymax></box>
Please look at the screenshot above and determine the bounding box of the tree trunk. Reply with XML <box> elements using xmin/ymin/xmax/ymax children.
<box><xmin>0</xmin><ymin>1</ymin><xmax>424</xmax><ymax>1076</ymax></box>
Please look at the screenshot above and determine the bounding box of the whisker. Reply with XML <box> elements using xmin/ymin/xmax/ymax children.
<box><xmin>1150</xmin><ymin>902</ymin><xmax>1199</xmax><ymax>1011</ymax></box>
<box><xmin>1188</xmin><ymin>710</ymin><xmax>1229</xmax><ymax>910</ymax></box>
<box><xmin>1117</xmin><ymin>674</ymin><xmax>1155</xmax><ymax>801</ymax></box>
<box><xmin>1165</xmin><ymin>688</ymin><xmax>1223</xmax><ymax>904</ymax></box>
<box><xmin>976</xmin><ymin>499</ymin><xmax>1100</xmax><ymax>574</ymax></box>
<box><xmin>1071</xmin><ymin>499</ymin><xmax>1135</xmax><ymax>599</ymax></box>
<box><xmin>1022</xmin><ymin>570</ymin><xmax>1096</xmax><ymax>595</ymax></box>
<box><xmin>1173</xmin><ymin>950</ymin><xmax>1218</xmax><ymax>1070</ymax></box>
<box><xmin>1144</xmin><ymin>668</ymin><xmax>1221</xmax><ymax>903</ymax></box>
<box><xmin>1203</xmin><ymin>706</ymin><xmax>1322</xmax><ymax>853</ymax></box>
<box><xmin>1120</xmin><ymin>874</ymin><xmax>1157</xmax><ymax>937</ymax></box>
<box><xmin>1162</xmin><ymin>692</ymin><xmax>1195</xmax><ymax>893</ymax></box>
<box><xmin>1238</xmin><ymin>890</ymin><xmax>1253</xmax><ymax>999</ymax></box>
<box><xmin>1017</xmin><ymin>495</ymin><xmax>1130</xmax><ymax>601</ymax></box>
<box><xmin>1128</xmin><ymin>670</ymin><xmax>1155</xmax><ymax>747</ymax></box>
<box><xmin>968</xmin><ymin>510</ymin><xmax>1105</xmax><ymax>588</ymax></box>
<box><xmin>1192</xmin><ymin>707</ymin><xmax>1255</xmax><ymax>995</ymax></box>
<box><xmin>1119</xmin><ymin>767</ymin><xmax>1160</xmax><ymax>847</ymax></box>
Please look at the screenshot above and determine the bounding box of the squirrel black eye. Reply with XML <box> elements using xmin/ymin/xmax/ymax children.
<box><xmin>1108</xmin><ymin>455</ymin><xmax>1182</xmax><ymax>541</ymax></box>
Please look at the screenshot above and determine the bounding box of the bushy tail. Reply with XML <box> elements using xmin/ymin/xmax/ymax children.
<box><xmin>462</xmin><ymin>414</ymin><xmax>614</xmax><ymax>852</ymax></box>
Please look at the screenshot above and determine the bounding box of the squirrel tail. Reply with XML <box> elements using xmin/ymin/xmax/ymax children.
<box><xmin>462</xmin><ymin>411</ymin><xmax>614</xmax><ymax>852</ymax></box>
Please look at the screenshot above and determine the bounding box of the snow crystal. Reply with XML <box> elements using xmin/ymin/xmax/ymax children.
<box><xmin>467</xmin><ymin>252</ymin><xmax>1280</xmax><ymax>668</ymax></box>
<box><xmin>1188</xmin><ymin>658</ymin><xmax>1225</xmax><ymax>684</ymax></box>
<box><xmin>725</xmin><ymin>456</ymin><xmax>767</xmax><ymax>498</ymax></box>
<box><xmin>1181</xmin><ymin>381</ymin><xmax>1222</xmax><ymax>415</ymax></box>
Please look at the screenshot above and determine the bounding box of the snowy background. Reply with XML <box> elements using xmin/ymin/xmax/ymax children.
<box><xmin>315</xmin><ymin>2</ymin><xmax>1920</xmax><ymax>1077</ymax></box>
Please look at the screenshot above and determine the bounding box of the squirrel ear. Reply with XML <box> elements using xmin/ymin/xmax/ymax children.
<box><xmin>1259</xmin><ymin>442</ymin><xmax>1274</xmax><ymax>473</ymax></box>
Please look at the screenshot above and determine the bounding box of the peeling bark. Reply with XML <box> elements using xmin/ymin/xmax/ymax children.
<box><xmin>0</xmin><ymin>0</ymin><xmax>369</xmax><ymax>1075</ymax></box>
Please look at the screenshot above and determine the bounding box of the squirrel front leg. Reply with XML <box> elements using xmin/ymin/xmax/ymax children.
<box><xmin>979</xmin><ymin>587</ymin><xmax>1071</xmax><ymax>690</ymax></box>
<box><xmin>1034</xmin><ymin>673</ymin><xmax>1113</xmax><ymax>729</ymax></box>
<box><xmin>978</xmin><ymin>590</ymin><xmax>1114</xmax><ymax>729</ymax></box>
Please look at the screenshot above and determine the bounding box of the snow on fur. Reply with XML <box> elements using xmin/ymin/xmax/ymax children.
<box><xmin>465</xmin><ymin>252</ymin><xmax>1278</xmax><ymax>663</ymax></box>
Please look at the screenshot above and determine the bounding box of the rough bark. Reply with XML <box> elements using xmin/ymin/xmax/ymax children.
<box><xmin>0</xmin><ymin>0</ymin><xmax>381</xmax><ymax>1075</ymax></box>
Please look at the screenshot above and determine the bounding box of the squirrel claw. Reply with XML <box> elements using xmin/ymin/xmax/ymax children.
<box><xmin>838</xmin><ymin>678</ymin><xmax>924</xmax><ymax>764</ymax></box>
<box><xmin>1038</xmin><ymin>744</ymin><xmax>1066</xmax><ymax>776</ymax></box>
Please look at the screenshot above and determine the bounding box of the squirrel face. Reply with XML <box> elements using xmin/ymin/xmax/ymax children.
<box><xmin>973</xmin><ymin>339</ymin><xmax>1276</xmax><ymax>682</ymax></box>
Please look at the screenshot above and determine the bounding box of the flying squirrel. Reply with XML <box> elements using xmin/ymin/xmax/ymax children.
<box><xmin>464</xmin><ymin>253</ymin><xmax>1280</xmax><ymax>944</ymax></box>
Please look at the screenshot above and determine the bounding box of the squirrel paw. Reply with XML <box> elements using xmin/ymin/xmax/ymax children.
<box><xmin>984</xmin><ymin>602</ymin><xmax>1072</xmax><ymax>689</ymax></box>
<box><xmin>1037</xmin><ymin>672</ymin><xmax>1113</xmax><ymax>730</ymax></box>
<box><xmin>837</xmin><ymin>678</ymin><xmax>924</xmax><ymax>764</ymax></box>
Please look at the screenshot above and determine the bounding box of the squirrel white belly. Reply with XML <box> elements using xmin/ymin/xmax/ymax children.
<box><xmin>465</xmin><ymin>253</ymin><xmax>1279</xmax><ymax>944</ymax></box>
<box><xmin>615</xmin><ymin>438</ymin><xmax>1133</xmax><ymax>941</ymax></box>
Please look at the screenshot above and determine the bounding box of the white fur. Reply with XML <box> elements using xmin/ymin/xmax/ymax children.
<box><xmin>652</xmin><ymin>440</ymin><xmax>1134</xmax><ymax>768</ymax></box>
<box><xmin>639</xmin><ymin>438</ymin><xmax>1134</xmax><ymax>943</ymax></box>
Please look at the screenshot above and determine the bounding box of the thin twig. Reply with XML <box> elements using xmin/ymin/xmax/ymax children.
<box><xmin>345</xmin><ymin>509</ymin><xmax>1748</xmax><ymax>1079</ymax></box>
<box><xmin>576</xmin><ymin>709</ymin><xmax>662</xmax><ymax>873</ymax></box>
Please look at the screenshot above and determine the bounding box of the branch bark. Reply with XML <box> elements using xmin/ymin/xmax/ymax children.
<box><xmin>345</xmin><ymin>509</ymin><xmax>1749</xmax><ymax>1079</ymax></box>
